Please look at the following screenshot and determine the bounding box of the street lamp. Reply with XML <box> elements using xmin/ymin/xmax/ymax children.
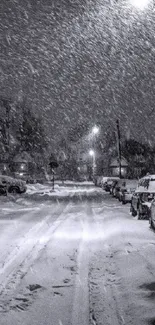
<box><xmin>130</xmin><ymin>0</ymin><xmax>150</xmax><ymax>9</ymax></box>
<box><xmin>92</xmin><ymin>126</ymin><xmax>99</xmax><ymax>135</ymax></box>
<box><xmin>89</xmin><ymin>149</ymin><xmax>95</xmax><ymax>157</ymax></box>
<box><xmin>89</xmin><ymin>126</ymin><xmax>99</xmax><ymax>179</ymax></box>
<box><xmin>89</xmin><ymin>149</ymin><xmax>96</xmax><ymax>180</ymax></box>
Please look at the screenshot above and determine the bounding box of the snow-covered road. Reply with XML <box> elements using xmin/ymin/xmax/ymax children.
<box><xmin>0</xmin><ymin>185</ymin><xmax>155</xmax><ymax>325</ymax></box>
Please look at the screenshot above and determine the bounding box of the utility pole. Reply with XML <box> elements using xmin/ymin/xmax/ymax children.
<box><xmin>116</xmin><ymin>119</ymin><xmax>122</xmax><ymax>179</ymax></box>
<box><xmin>6</xmin><ymin>104</ymin><xmax>10</xmax><ymax>156</ymax></box>
<box><xmin>49</xmin><ymin>154</ymin><xmax>59</xmax><ymax>191</ymax></box>
<box><xmin>0</xmin><ymin>98</ymin><xmax>11</xmax><ymax>160</ymax></box>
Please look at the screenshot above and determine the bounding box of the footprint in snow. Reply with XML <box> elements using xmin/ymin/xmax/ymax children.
<box><xmin>63</xmin><ymin>279</ymin><xmax>71</xmax><ymax>283</ymax></box>
<box><xmin>54</xmin><ymin>292</ymin><xmax>63</xmax><ymax>296</ymax></box>
<box><xmin>27</xmin><ymin>284</ymin><xmax>43</xmax><ymax>292</ymax></box>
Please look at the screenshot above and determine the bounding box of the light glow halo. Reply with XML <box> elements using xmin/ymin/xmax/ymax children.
<box><xmin>130</xmin><ymin>0</ymin><xmax>150</xmax><ymax>10</ymax></box>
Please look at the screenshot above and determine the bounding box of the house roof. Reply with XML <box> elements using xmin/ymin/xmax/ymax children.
<box><xmin>13</xmin><ymin>151</ymin><xmax>33</xmax><ymax>163</ymax></box>
<box><xmin>110</xmin><ymin>157</ymin><xmax>128</xmax><ymax>167</ymax></box>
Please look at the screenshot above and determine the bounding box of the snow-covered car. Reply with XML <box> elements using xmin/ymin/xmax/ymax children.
<box><xmin>96</xmin><ymin>176</ymin><xmax>104</xmax><ymax>187</ymax></box>
<box><xmin>119</xmin><ymin>179</ymin><xmax>138</xmax><ymax>204</ymax></box>
<box><xmin>101</xmin><ymin>176</ymin><xmax>118</xmax><ymax>190</ymax></box>
<box><xmin>149</xmin><ymin>199</ymin><xmax>155</xmax><ymax>229</ymax></box>
<box><xmin>137</xmin><ymin>193</ymin><xmax>155</xmax><ymax>220</ymax></box>
<box><xmin>114</xmin><ymin>179</ymin><xmax>128</xmax><ymax>200</ymax></box>
<box><xmin>130</xmin><ymin>192</ymin><xmax>140</xmax><ymax>217</ymax></box>
<box><xmin>100</xmin><ymin>176</ymin><xmax>108</xmax><ymax>189</ymax></box>
<box><xmin>93</xmin><ymin>175</ymin><xmax>103</xmax><ymax>187</ymax></box>
<box><xmin>110</xmin><ymin>180</ymin><xmax>119</xmax><ymax>196</ymax></box>
<box><xmin>131</xmin><ymin>174</ymin><xmax>155</xmax><ymax>219</ymax></box>
<box><xmin>0</xmin><ymin>175</ymin><xmax>27</xmax><ymax>194</ymax></box>
<box><xmin>103</xmin><ymin>177</ymin><xmax>120</xmax><ymax>192</ymax></box>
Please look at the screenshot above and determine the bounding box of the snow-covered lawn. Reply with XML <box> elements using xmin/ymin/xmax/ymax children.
<box><xmin>0</xmin><ymin>185</ymin><xmax>155</xmax><ymax>325</ymax></box>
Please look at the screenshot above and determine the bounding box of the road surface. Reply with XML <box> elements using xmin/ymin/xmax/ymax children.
<box><xmin>0</xmin><ymin>184</ymin><xmax>155</xmax><ymax>325</ymax></box>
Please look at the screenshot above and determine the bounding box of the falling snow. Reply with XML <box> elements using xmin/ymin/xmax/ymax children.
<box><xmin>0</xmin><ymin>0</ymin><xmax>155</xmax><ymax>147</ymax></box>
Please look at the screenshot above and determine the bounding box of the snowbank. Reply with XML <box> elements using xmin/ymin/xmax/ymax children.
<box><xmin>23</xmin><ymin>182</ymin><xmax>98</xmax><ymax>201</ymax></box>
<box><xmin>0</xmin><ymin>181</ymin><xmax>102</xmax><ymax>206</ymax></box>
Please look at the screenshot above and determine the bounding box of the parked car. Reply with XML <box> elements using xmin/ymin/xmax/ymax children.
<box><xmin>0</xmin><ymin>175</ymin><xmax>27</xmax><ymax>194</ymax></box>
<box><xmin>110</xmin><ymin>180</ymin><xmax>119</xmax><ymax>196</ymax></box>
<box><xmin>131</xmin><ymin>174</ymin><xmax>155</xmax><ymax>219</ymax></box>
<box><xmin>94</xmin><ymin>175</ymin><xmax>103</xmax><ymax>187</ymax></box>
<box><xmin>100</xmin><ymin>176</ymin><xmax>108</xmax><ymax>188</ymax></box>
<box><xmin>103</xmin><ymin>177</ymin><xmax>120</xmax><ymax>192</ymax></box>
<box><xmin>119</xmin><ymin>179</ymin><xmax>138</xmax><ymax>204</ymax></box>
<box><xmin>138</xmin><ymin>192</ymin><xmax>155</xmax><ymax>220</ymax></box>
<box><xmin>113</xmin><ymin>179</ymin><xmax>127</xmax><ymax>200</ymax></box>
<box><xmin>130</xmin><ymin>192</ymin><xmax>140</xmax><ymax>216</ymax></box>
<box><xmin>149</xmin><ymin>199</ymin><xmax>155</xmax><ymax>229</ymax></box>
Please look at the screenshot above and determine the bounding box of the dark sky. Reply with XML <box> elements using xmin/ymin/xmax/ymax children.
<box><xmin>1</xmin><ymin>0</ymin><xmax>155</xmax><ymax>146</ymax></box>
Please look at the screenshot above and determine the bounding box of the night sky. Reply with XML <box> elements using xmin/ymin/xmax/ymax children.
<box><xmin>1</xmin><ymin>0</ymin><xmax>155</xmax><ymax>146</ymax></box>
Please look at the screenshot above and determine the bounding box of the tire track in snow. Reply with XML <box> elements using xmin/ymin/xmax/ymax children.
<box><xmin>71</xmin><ymin>198</ymin><xmax>92</xmax><ymax>325</ymax></box>
<box><xmin>71</xmin><ymin>197</ymin><xmax>107</xmax><ymax>325</ymax></box>
<box><xmin>89</xmin><ymin>251</ymin><xmax>126</xmax><ymax>325</ymax></box>
<box><xmin>0</xmin><ymin>201</ymin><xmax>72</xmax><ymax>297</ymax></box>
<box><xmin>71</xmin><ymin>241</ymin><xmax>90</xmax><ymax>325</ymax></box>
<box><xmin>88</xmin><ymin>203</ymin><xmax>127</xmax><ymax>325</ymax></box>
<box><xmin>0</xmin><ymin>202</ymin><xmax>67</xmax><ymax>267</ymax></box>
<box><xmin>0</xmin><ymin>208</ymin><xmax>41</xmax><ymax>268</ymax></box>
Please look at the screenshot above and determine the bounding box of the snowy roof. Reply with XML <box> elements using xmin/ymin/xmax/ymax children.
<box><xmin>13</xmin><ymin>151</ymin><xmax>33</xmax><ymax>163</ymax></box>
<box><xmin>110</xmin><ymin>157</ymin><xmax>128</xmax><ymax>167</ymax></box>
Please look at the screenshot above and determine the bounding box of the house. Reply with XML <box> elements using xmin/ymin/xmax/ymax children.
<box><xmin>10</xmin><ymin>151</ymin><xmax>35</xmax><ymax>180</ymax></box>
<box><xmin>110</xmin><ymin>157</ymin><xmax>128</xmax><ymax>177</ymax></box>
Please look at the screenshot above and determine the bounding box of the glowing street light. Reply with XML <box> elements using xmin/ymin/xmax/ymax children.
<box><xmin>130</xmin><ymin>0</ymin><xmax>150</xmax><ymax>9</ymax></box>
<box><xmin>92</xmin><ymin>126</ymin><xmax>99</xmax><ymax>135</ymax></box>
<box><xmin>89</xmin><ymin>149</ymin><xmax>95</xmax><ymax>156</ymax></box>
<box><xmin>88</xmin><ymin>127</ymin><xmax>99</xmax><ymax>179</ymax></box>
<box><xmin>89</xmin><ymin>149</ymin><xmax>96</xmax><ymax>180</ymax></box>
